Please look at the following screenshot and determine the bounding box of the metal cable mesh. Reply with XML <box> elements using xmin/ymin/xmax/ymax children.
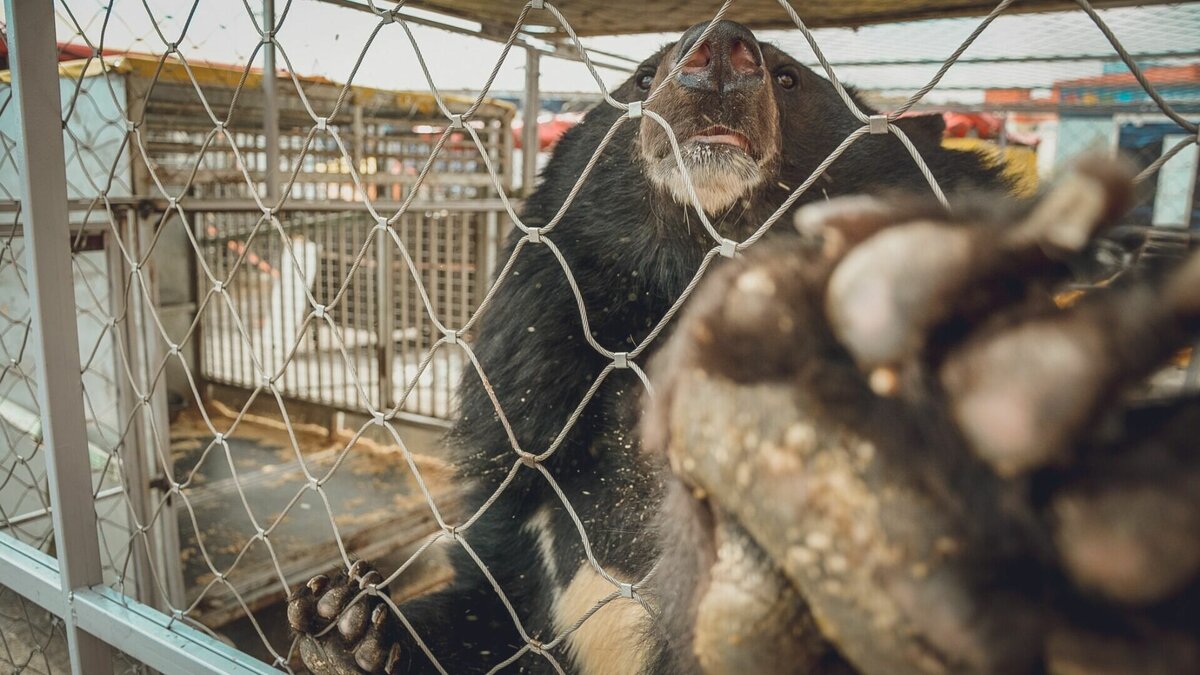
<box><xmin>0</xmin><ymin>584</ymin><xmax>70</xmax><ymax>674</ymax></box>
<box><xmin>0</xmin><ymin>0</ymin><xmax>1197</xmax><ymax>672</ymax></box>
<box><xmin>0</xmin><ymin>582</ymin><xmax>154</xmax><ymax>675</ymax></box>
<box><xmin>0</xmin><ymin>230</ymin><xmax>56</xmax><ymax>553</ymax></box>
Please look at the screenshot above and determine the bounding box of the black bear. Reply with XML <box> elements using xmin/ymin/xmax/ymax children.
<box><xmin>289</xmin><ymin>19</ymin><xmax>1007</xmax><ymax>674</ymax></box>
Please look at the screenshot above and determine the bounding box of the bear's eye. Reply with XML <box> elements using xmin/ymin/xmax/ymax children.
<box><xmin>775</xmin><ymin>70</ymin><xmax>797</xmax><ymax>90</ymax></box>
<box><xmin>636</xmin><ymin>72</ymin><xmax>654</xmax><ymax>91</ymax></box>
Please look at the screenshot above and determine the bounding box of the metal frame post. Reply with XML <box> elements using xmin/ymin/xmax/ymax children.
<box><xmin>376</xmin><ymin>224</ymin><xmax>395</xmax><ymax>411</ymax></box>
<box><xmin>263</xmin><ymin>0</ymin><xmax>281</xmax><ymax>201</ymax></box>
<box><xmin>4</xmin><ymin>0</ymin><xmax>115</xmax><ymax>672</ymax></box>
<box><xmin>129</xmin><ymin>210</ymin><xmax>187</xmax><ymax>609</ymax></box>
<box><xmin>104</xmin><ymin>224</ymin><xmax>159</xmax><ymax>610</ymax></box>
<box><xmin>522</xmin><ymin>47</ymin><xmax>541</xmax><ymax>196</ymax></box>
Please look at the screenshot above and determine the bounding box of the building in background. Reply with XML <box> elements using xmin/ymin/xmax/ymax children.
<box><xmin>1052</xmin><ymin>64</ymin><xmax>1200</xmax><ymax>227</ymax></box>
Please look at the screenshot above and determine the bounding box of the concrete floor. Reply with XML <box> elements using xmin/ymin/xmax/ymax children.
<box><xmin>167</xmin><ymin>409</ymin><xmax>460</xmax><ymax>667</ymax></box>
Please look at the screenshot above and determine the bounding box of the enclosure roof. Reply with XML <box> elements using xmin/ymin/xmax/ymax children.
<box><xmin>413</xmin><ymin>0</ymin><xmax>1150</xmax><ymax>37</ymax></box>
<box><xmin>0</xmin><ymin>54</ymin><xmax>515</xmax><ymax>120</ymax></box>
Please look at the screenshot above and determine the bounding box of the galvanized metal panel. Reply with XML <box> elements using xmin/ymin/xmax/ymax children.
<box><xmin>408</xmin><ymin>0</ymin><xmax>1152</xmax><ymax>37</ymax></box>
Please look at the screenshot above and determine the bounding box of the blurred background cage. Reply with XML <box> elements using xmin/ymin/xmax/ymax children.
<box><xmin>0</xmin><ymin>0</ymin><xmax>1196</xmax><ymax>673</ymax></box>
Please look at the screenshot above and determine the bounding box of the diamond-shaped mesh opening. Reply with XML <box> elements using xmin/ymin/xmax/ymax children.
<box><xmin>0</xmin><ymin>0</ymin><xmax>1193</xmax><ymax>671</ymax></box>
<box><xmin>0</xmin><ymin>584</ymin><xmax>70</xmax><ymax>674</ymax></box>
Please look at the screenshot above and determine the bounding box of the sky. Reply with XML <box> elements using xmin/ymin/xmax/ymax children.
<box><xmin>12</xmin><ymin>1</ymin><xmax>1200</xmax><ymax>105</ymax></box>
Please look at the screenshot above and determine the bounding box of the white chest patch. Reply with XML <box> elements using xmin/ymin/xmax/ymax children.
<box><xmin>552</xmin><ymin>564</ymin><xmax>650</xmax><ymax>675</ymax></box>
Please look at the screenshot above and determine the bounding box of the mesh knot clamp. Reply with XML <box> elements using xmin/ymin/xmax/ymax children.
<box><xmin>613</xmin><ymin>352</ymin><xmax>629</xmax><ymax>369</ymax></box>
<box><xmin>719</xmin><ymin>238</ymin><xmax>738</xmax><ymax>258</ymax></box>
<box><xmin>443</xmin><ymin>328</ymin><xmax>459</xmax><ymax>345</ymax></box>
<box><xmin>868</xmin><ymin>115</ymin><xmax>889</xmax><ymax>135</ymax></box>
<box><xmin>618</xmin><ymin>582</ymin><xmax>634</xmax><ymax>598</ymax></box>
<box><xmin>530</xmin><ymin>0</ymin><xmax>545</xmax><ymax>9</ymax></box>
<box><xmin>449</xmin><ymin>114</ymin><xmax>464</xmax><ymax>129</ymax></box>
<box><xmin>526</xmin><ymin>227</ymin><xmax>543</xmax><ymax>244</ymax></box>
<box><xmin>627</xmin><ymin>101</ymin><xmax>643</xmax><ymax>119</ymax></box>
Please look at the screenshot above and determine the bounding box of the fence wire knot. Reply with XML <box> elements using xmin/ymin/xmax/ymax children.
<box><xmin>869</xmin><ymin>114</ymin><xmax>889</xmax><ymax>135</ymax></box>
<box><xmin>719</xmin><ymin>238</ymin><xmax>738</xmax><ymax>258</ymax></box>
<box><xmin>613</xmin><ymin>352</ymin><xmax>629</xmax><ymax>369</ymax></box>
<box><xmin>618</xmin><ymin>582</ymin><xmax>634</xmax><ymax>599</ymax></box>
<box><xmin>526</xmin><ymin>227</ymin><xmax>543</xmax><ymax>244</ymax></box>
<box><xmin>449</xmin><ymin>114</ymin><xmax>465</xmax><ymax>129</ymax></box>
<box><xmin>444</xmin><ymin>328</ymin><xmax>459</xmax><ymax>344</ymax></box>
<box><xmin>627</xmin><ymin>101</ymin><xmax>643</xmax><ymax>119</ymax></box>
<box><xmin>531</xmin><ymin>0</ymin><xmax>546</xmax><ymax>10</ymax></box>
<box><xmin>316</xmin><ymin>117</ymin><xmax>328</xmax><ymax>131</ymax></box>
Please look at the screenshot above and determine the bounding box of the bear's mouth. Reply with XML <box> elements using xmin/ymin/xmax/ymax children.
<box><xmin>688</xmin><ymin>126</ymin><xmax>752</xmax><ymax>154</ymax></box>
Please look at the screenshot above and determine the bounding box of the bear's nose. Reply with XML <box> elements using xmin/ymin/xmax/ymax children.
<box><xmin>676</xmin><ymin>20</ymin><xmax>764</xmax><ymax>94</ymax></box>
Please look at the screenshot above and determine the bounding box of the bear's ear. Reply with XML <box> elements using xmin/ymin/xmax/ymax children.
<box><xmin>893</xmin><ymin>114</ymin><xmax>947</xmax><ymax>146</ymax></box>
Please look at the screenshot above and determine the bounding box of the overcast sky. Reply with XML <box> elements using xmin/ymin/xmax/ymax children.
<box><xmin>17</xmin><ymin>1</ymin><xmax>1200</xmax><ymax>104</ymax></box>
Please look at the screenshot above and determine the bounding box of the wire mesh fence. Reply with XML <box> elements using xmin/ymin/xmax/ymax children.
<box><xmin>0</xmin><ymin>0</ymin><xmax>1197</xmax><ymax>673</ymax></box>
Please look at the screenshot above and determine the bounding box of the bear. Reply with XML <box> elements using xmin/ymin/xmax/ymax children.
<box><xmin>288</xmin><ymin>19</ymin><xmax>1009</xmax><ymax>674</ymax></box>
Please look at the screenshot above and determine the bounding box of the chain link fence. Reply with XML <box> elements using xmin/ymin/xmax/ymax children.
<box><xmin>0</xmin><ymin>0</ymin><xmax>1197</xmax><ymax>673</ymax></box>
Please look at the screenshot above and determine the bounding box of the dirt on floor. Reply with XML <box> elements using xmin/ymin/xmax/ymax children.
<box><xmin>167</xmin><ymin>404</ymin><xmax>463</xmax><ymax>666</ymax></box>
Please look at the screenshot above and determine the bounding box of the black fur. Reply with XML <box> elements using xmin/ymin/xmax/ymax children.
<box><xmin>291</xmin><ymin>23</ymin><xmax>1009</xmax><ymax>674</ymax></box>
